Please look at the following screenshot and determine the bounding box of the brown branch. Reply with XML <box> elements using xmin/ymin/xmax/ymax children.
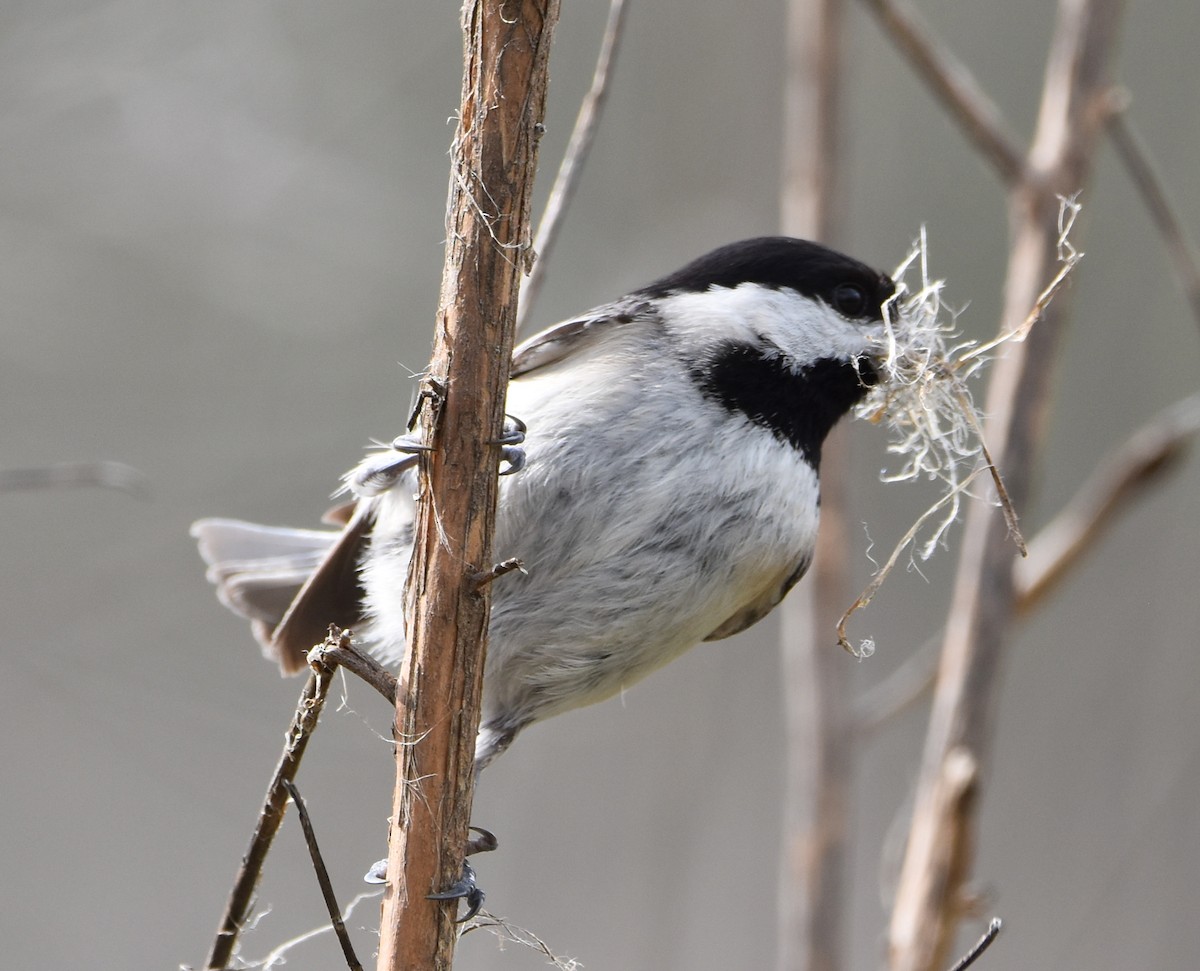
<box><xmin>315</xmin><ymin>631</ymin><xmax>399</xmax><ymax>705</ymax></box>
<box><xmin>1106</xmin><ymin>104</ymin><xmax>1200</xmax><ymax>331</ymax></box>
<box><xmin>777</xmin><ymin>3</ymin><xmax>853</xmax><ymax>969</ymax></box>
<box><xmin>857</xmin><ymin>0</ymin><xmax>1025</xmax><ymax>186</ymax></box>
<box><xmin>375</xmin><ymin>4</ymin><xmax>559</xmax><ymax>970</ymax></box>
<box><xmin>1015</xmin><ymin>391</ymin><xmax>1200</xmax><ymax>612</ymax></box>
<box><xmin>781</xmin><ymin>0</ymin><xmax>845</xmax><ymax>242</ymax></box>
<box><xmin>205</xmin><ymin>629</ymin><xmax>346</xmax><ymax>970</ymax></box>
<box><xmin>777</xmin><ymin>439</ymin><xmax>855</xmax><ymax>971</ymax></box>
<box><xmin>517</xmin><ymin>0</ymin><xmax>628</xmax><ymax>330</ymax></box>
<box><xmin>887</xmin><ymin>3</ymin><xmax>1127</xmax><ymax>969</ymax></box>
<box><xmin>282</xmin><ymin>779</ymin><xmax>365</xmax><ymax>971</ymax></box>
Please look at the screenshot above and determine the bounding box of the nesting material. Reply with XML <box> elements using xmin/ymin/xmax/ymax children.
<box><xmin>839</xmin><ymin>202</ymin><xmax>1082</xmax><ymax>656</ymax></box>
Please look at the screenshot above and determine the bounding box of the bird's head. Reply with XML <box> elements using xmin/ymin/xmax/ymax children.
<box><xmin>642</xmin><ymin>236</ymin><xmax>896</xmax><ymax>464</ymax></box>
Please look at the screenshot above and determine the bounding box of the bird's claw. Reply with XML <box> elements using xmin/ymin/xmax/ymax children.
<box><xmin>465</xmin><ymin>825</ymin><xmax>499</xmax><ymax>855</ymax></box>
<box><xmin>427</xmin><ymin>860</ymin><xmax>485</xmax><ymax>923</ymax></box>
<box><xmin>493</xmin><ymin>415</ymin><xmax>527</xmax><ymax>446</ymax></box>
<box><xmin>499</xmin><ymin>445</ymin><xmax>525</xmax><ymax>475</ymax></box>
<box><xmin>493</xmin><ymin>415</ymin><xmax>527</xmax><ymax>476</ymax></box>
<box><xmin>390</xmin><ymin>431</ymin><xmax>434</xmax><ymax>454</ymax></box>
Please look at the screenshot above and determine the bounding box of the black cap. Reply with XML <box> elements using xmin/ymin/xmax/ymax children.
<box><xmin>637</xmin><ymin>236</ymin><xmax>894</xmax><ymax>323</ymax></box>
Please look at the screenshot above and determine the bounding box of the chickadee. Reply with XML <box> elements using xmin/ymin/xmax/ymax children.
<box><xmin>193</xmin><ymin>237</ymin><xmax>895</xmax><ymax>772</ymax></box>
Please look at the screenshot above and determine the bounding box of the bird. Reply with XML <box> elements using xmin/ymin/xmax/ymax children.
<box><xmin>193</xmin><ymin>237</ymin><xmax>895</xmax><ymax>772</ymax></box>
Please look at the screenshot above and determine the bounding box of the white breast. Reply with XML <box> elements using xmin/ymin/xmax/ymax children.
<box><xmin>478</xmin><ymin>327</ymin><xmax>820</xmax><ymax>732</ymax></box>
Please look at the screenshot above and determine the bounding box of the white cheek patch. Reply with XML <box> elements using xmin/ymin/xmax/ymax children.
<box><xmin>657</xmin><ymin>284</ymin><xmax>882</xmax><ymax>366</ymax></box>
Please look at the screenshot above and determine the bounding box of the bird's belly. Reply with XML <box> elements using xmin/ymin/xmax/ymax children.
<box><xmin>480</xmin><ymin>395</ymin><xmax>821</xmax><ymax>729</ymax></box>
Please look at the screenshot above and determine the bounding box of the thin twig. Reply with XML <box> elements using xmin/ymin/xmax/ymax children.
<box><xmin>1106</xmin><ymin>102</ymin><xmax>1200</xmax><ymax>331</ymax></box>
<box><xmin>949</xmin><ymin>381</ymin><xmax>1026</xmax><ymax>556</ymax></box>
<box><xmin>472</xmin><ymin>557</ymin><xmax>527</xmax><ymax>589</ymax></box>
<box><xmin>0</xmin><ymin>460</ymin><xmax>149</xmax><ymax>497</ymax></box>
<box><xmin>1015</xmin><ymin>391</ymin><xmax>1200</xmax><ymax>612</ymax></box>
<box><xmin>205</xmin><ymin>630</ymin><xmax>346</xmax><ymax>970</ymax></box>
<box><xmin>857</xmin><ymin>0</ymin><xmax>1025</xmax><ymax>186</ymax></box>
<box><xmin>517</xmin><ymin>0</ymin><xmax>628</xmax><ymax>330</ymax></box>
<box><xmin>946</xmin><ymin>918</ymin><xmax>1003</xmax><ymax>971</ymax></box>
<box><xmin>312</xmin><ymin>629</ymin><xmax>399</xmax><ymax>705</ymax></box>
<box><xmin>281</xmin><ymin>780</ymin><xmax>364</xmax><ymax>971</ymax></box>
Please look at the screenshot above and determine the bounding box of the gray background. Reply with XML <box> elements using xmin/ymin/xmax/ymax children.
<box><xmin>3</xmin><ymin>2</ymin><xmax>1198</xmax><ymax>969</ymax></box>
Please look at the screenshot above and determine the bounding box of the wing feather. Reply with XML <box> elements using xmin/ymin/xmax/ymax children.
<box><xmin>511</xmin><ymin>298</ymin><xmax>657</xmax><ymax>378</ymax></box>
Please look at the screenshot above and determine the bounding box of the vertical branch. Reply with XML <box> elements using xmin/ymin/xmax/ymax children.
<box><xmin>375</xmin><ymin>3</ymin><xmax>560</xmax><ymax>970</ymax></box>
<box><xmin>781</xmin><ymin>0</ymin><xmax>844</xmax><ymax>243</ymax></box>
<box><xmin>776</xmin><ymin>445</ymin><xmax>853</xmax><ymax>971</ymax></box>
<box><xmin>887</xmin><ymin>3</ymin><xmax>1126</xmax><ymax>969</ymax></box>
<box><xmin>777</xmin><ymin>2</ymin><xmax>851</xmax><ymax>970</ymax></box>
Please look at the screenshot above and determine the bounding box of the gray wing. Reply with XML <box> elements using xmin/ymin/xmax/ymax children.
<box><xmin>511</xmin><ymin>297</ymin><xmax>658</xmax><ymax>379</ymax></box>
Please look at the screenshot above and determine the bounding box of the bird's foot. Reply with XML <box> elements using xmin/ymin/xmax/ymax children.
<box><xmin>389</xmin><ymin>415</ymin><xmax>524</xmax><ymax>474</ymax></box>
<box><xmin>363</xmin><ymin>826</ymin><xmax>498</xmax><ymax>924</ymax></box>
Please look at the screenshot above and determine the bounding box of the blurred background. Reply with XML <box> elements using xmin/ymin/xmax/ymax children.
<box><xmin>3</xmin><ymin>2</ymin><xmax>1197</xmax><ymax>969</ymax></box>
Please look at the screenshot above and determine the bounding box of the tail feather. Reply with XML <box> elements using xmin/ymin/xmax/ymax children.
<box><xmin>190</xmin><ymin>518</ymin><xmax>338</xmax><ymax>628</ymax></box>
<box><xmin>193</xmin><ymin>518</ymin><xmax>336</xmax><ymax>567</ymax></box>
<box><xmin>191</xmin><ymin>511</ymin><xmax>374</xmax><ymax>674</ymax></box>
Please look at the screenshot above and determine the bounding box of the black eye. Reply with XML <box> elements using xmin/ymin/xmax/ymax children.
<box><xmin>832</xmin><ymin>283</ymin><xmax>868</xmax><ymax>318</ymax></box>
